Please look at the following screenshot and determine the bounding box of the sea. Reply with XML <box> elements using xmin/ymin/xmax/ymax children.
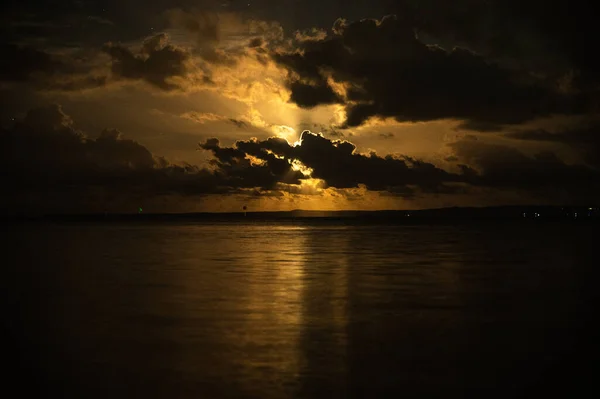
<box><xmin>2</xmin><ymin>219</ymin><xmax>598</xmax><ymax>398</ymax></box>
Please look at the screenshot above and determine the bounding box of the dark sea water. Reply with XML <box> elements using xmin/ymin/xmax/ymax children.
<box><xmin>2</xmin><ymin>220</ymin><xmax>598</xmax><ymax>398</ymax></box>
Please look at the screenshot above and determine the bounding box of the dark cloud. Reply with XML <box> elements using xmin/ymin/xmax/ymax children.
<box><xmin>199</xmin><ymin>137</ymin><xmax>307</xmax><ymax>188</ymax></box>
<box><xmin>202</xmin><ymin>130</ymin><xmax>467</xmax><ymax>193</ymax></box>
<box><xmin>449</xmin><ymin>139</ymin><xmax>600</xmax><ymax>202</ymax></box>
<box><xmin>379</xmin><ymin>132</ymin><xmax>394</xmax><ymax>139</ymax></box>
<box><xmin>0</xmin><ymin>44</ymin><xmax>62</xmax><ymax>82</ymax></box>
<box><xmin>2</xmin><ymin>105</ymin><xmax>161</xmax><ymax>184</ymax></box>
<box><xmin>4</xmin><ymin>104</ymin><xmax>600</xmax><ymax>214</ymax></box>
<box><xmin>296</xmin><ymin>132</ymin><xmax>461</xmax><ymax>190</ymax></box>
<box><xmin>287</xmin><ymin>80</ymin><xmax>342</xmax><ymax>108</ymax></box>
<box><xmin>2</xmin><ymin>102</ymin><xmax>323</xmax><ymax>212</ymax></box>
<box><xmin>506</xmin><ymin>123</ymin><xmax>600</xmax><ymax>167</ymax></box>
<box><xmin>199</xmin><ymin>129</ymin><xmax>600</xmax><ymax>202</ymax></box>
<box><xmin>297</xmin><ymin>123</ymin><xmax>352</xmax><ymax>139</ymax></box>
<box><xmin>198</xmin><ymin>137</ymin><xmax>247</xmax><ymax>164</ymax></box>
<box><xmin>272</xmin><ymin>14</ymin><xmax>590</xmax><ymax>128</ymax></box>
<box><xmin>398</xmin><ymin>0</ymin><xmax>600</xmax><ymax>88</ymax></box>
<box><xmin>0</xmin><ymin>43</ymin><xmax>107</xmax><ymax>90</ymax></box>
<box><xmin>0</xmin><ymin>104</ymin><xmax>280</xmax><ymax>213</ymax></box>
<box><xmin>3</xmin><ymin>1</ymin><xmax>598</xmax><ymax>89</ymax></box>
<box><xmin>234</xmin><ymin>136</ymin><xmax>296</xmax><ymax>160</ymax></box>
<box><xmin>103</xmin><ymin>33</ymin><xmax>194</xmax><ymax>90</ymax></box>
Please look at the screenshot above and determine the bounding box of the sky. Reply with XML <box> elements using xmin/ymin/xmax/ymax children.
<box><xmin>2</xmin><ymin>0</ymin><xmax>599</xmax><ymax>213</ymax></box>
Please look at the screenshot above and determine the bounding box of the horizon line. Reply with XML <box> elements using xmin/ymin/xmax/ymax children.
<box><xmin>2</xmin><ymin>204</ymin><xmax>598</xmax><ymax>218</ymax></box>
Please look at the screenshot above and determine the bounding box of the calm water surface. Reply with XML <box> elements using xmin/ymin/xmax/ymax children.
<box><xmin>2</xmin><ymin>221</ymin><xmax>598</xmax><ymax>398</ymax></box>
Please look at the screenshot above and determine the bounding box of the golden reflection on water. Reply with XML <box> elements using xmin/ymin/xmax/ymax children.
<box><xmin>167</xmin><ymin>225</ymin><xmax>324</xmax><ymax>397</ymax></box>
<box><xmin>234</xmin><ymin>226</ymin><xmax>307</xmax><ymax>378</ymax></box>
<box><xmin>6</xmin><ymin>223</ymin><xmax>587</xmax><ymax>398</ymax></box>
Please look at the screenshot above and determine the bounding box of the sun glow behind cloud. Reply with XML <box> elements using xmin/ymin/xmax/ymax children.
<box><xmin>272</xmin><ymin>124</ymin><xmax>297</xmax><ymax>142</ymax></box>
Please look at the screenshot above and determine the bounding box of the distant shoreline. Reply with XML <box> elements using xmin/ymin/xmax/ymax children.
<box><xmin>2</xmin><ymin>205</ymin><xmax>598</xmax><ymax>223</ymax></box>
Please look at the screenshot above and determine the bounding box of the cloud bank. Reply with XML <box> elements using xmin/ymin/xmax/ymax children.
<box><xmin>271</xmin><ymin>15</ymin><xmax>591</xmax><ymax>129</ymax></box>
